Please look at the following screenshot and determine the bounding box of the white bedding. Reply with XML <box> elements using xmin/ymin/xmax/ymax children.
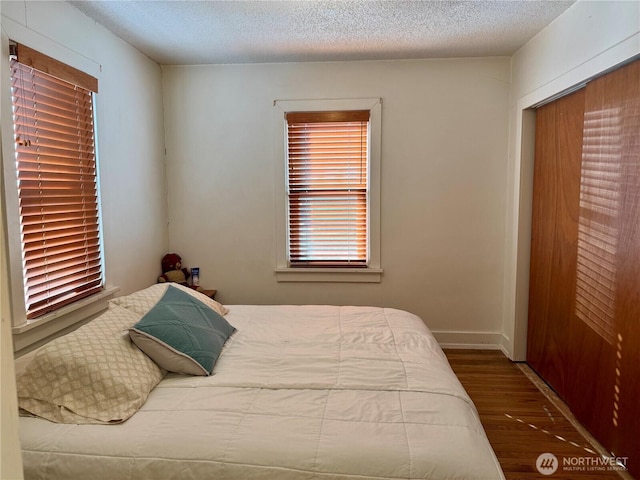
<box><xmin>20</xmin><ymin>304</ymin><xmax>505</xmax><ymax>480</ymax></box>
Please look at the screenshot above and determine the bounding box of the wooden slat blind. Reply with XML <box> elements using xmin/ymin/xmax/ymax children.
<box><xmin>10</xmin><ymin>54</ymin><xmax>102</xmax><ymax>319</ymax></box>
<box><xmin>16</xmin><ymin>44</ymin><xmax>98</xmax><ymax>93</ymax></box>
<box><xmin>286</xmin><ymin>110</ymin><xmax>369</xmax><ymax>267</ymax></box>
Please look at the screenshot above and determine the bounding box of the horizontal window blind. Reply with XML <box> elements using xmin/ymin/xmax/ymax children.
<box><xmin>10</xmin><ymin>48</ymin><xmax>102</xmax><ymax>319</ymax></box>
<box><xmin>286</xmin><ymin>110</ymin><xmax>369</xmax><ymax>267</ymax></box>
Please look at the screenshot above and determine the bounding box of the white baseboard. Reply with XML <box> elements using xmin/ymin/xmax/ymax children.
<box><xmin>432</xmin><ymin>330</ymin><xmax>510</xmax><ymax>357</ymax></box>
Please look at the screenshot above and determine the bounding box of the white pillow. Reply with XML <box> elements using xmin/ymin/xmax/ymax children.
<box><xmin>111</xmin><ymin>282</ymin><xmax>229</xmax><ymax>317</ymax></box>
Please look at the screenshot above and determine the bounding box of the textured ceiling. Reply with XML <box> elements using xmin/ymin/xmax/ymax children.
<box><xmin>70</xmin><ymin>0</ymin><xmax>575</xmax><ymax>65</ymax></box>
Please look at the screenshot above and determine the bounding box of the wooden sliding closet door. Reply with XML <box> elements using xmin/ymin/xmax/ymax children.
<box><xmin>583</xmin><ymin>59</ymin><xmax>640</xmax><ymax>476</ymax></box>
<box><xmin>528</xmin><ymin>59</ymin><xmax>640</xmax><ymax>478</ymax></box>
<box><xmin>527</xmin><ymin>89</ymin><xmax>584</xmax><ymax>397</ymax></box>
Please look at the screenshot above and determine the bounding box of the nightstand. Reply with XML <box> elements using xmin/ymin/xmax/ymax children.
<box><xmin>200</xmin><ymin>289</ymin><xmax>217</xmax><ymax>299</ymax></box>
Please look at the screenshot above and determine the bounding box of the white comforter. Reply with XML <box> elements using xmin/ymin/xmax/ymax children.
<box><xmin>20</xmin><ymin>305</ymin><xmax>505</xmax><ymax>479</ymax></box>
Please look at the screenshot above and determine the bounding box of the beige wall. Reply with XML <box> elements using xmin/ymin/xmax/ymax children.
<box><xmin>162</xmin><ymin>57</ymin><xmax>511</xmax><ymax>347</ymax></box>
<box><xmin>504</xmin><ymin>0</ymin><xmax>640</xmax><ymax>359</ymax></box>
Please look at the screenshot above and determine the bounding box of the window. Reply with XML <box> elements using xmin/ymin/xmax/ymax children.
<box><xmin>286</xmin><ymin>110</ymin><xmax>369</xmax><ymax>267</ymax></box>
<box><xmin>274</xmin><ymin>98</ymin><xmax>382</xmax><ymax>282</ymax></box>
<box><xmin>9</xmin><ymin>44</ymin><xmax>103</xmax><ymax>319</ymax></box>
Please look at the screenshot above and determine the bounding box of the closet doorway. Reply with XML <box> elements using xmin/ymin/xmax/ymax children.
<box><xmin>527</xmin><ymin>58</ymin><xmax>639</xmax><ymax>478</ymax></box>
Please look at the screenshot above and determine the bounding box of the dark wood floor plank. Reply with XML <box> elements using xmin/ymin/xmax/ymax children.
<box><xmin>445</xmin><ymin>350</ymin><xmax>632</xmax><ymax>480</ymax></box>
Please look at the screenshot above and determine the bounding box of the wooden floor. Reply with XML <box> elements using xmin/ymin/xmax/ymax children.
<box><xmin>445</xmin><ymin>350</ymin><xmax>631</xmax><ymax>480</ymax></box>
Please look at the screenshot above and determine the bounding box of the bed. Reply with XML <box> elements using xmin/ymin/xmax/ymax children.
<box><xmin>17</xmin><ymin>283</ymin><xmax>505</xmax><ymax>480</ymax></box>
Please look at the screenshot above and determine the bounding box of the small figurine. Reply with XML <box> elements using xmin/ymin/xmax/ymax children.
<box><xmin>158</xmin><ymin>253</ymin><xmax>203</xmax><ymax>292</ymax></box>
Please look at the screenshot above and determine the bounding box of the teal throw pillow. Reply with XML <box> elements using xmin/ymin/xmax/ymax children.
<box><xmin>129</xmin><ymin>286</ymin><xmax>235</xmax><ymax>375</ymax></box>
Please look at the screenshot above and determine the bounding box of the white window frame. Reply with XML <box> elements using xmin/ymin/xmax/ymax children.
<box><xmin>274</xmin><ymin>98</ymin><xmax>382</xmax><ymax>283</ymax></box>
<box><xmin>0</xmin><ymin>33</ymin><xmax>117</xmax><ymax>351</ymax></box>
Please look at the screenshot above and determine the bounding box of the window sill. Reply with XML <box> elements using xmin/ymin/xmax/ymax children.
<box><xmin>275</xmin><ymin>268</ymin><xmax>383</xmax><ymax>283</ymax></box>
<box><xmin>12</xmin><ymin>286</ymin><xmax>120</xmax><ymax>354</ymax></box>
